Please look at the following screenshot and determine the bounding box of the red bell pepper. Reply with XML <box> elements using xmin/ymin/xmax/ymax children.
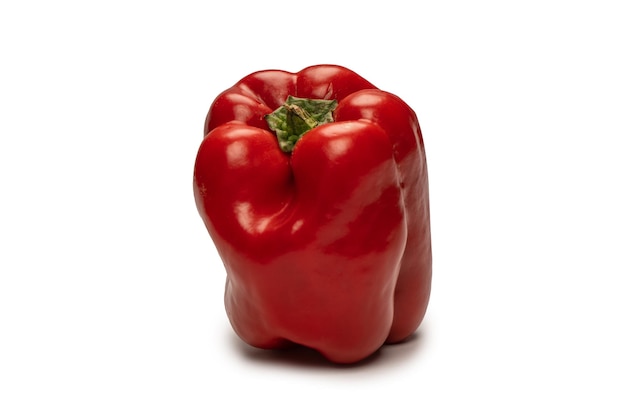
<box><xmin>193</xmin><ymin>65</ymin><xmax>432</xmax><ymax>363</ymax></box>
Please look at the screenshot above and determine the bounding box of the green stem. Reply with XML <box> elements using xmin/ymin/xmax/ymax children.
<box><xmin>265</xmin><ymin>96</ymin><xmax>338</xmax><ymax>153</ymax></box>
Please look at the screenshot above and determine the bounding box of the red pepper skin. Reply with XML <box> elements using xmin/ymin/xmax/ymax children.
<box><xmin>194</xmin><ymin>65</ymin><xmax>431</xmax><ymax>363</ymax></box>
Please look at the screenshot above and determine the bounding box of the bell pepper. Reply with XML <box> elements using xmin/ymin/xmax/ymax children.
<box><xmin>193</xmin><ymin>64</ymin><xmax>432</xmax><ymax>363</ymax></box>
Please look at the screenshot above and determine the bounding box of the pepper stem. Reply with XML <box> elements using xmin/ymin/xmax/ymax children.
<box><xmin>265</xmin><ymin>96</ymin><xmax>338</xmax><ymax>153</ymax></box>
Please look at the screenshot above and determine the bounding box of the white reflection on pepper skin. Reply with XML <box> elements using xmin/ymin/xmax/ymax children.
<box><xmin>234</xmin><ymin>201</ymin><xmax>270</xmax><ymax>234</ymax></box>
<box><xmin>226</xmin><ymin>140</ymin><xmax>248</xmax><ymax>168</ymax></box>
<box><xmin>291</xmin><ymin>219</ymin><xmax>304</xmax><ymax>234</ymax></box>
<box><xmin>324</xmin><ymin>137</ymin><xmax>351</xmax><ymax>159</ymax></box>
<box><xmin>234</xmin><ymin>201</ymin><xmax>253</xmax><ymax>232</ymax></box>
<box><xmin>318</xmin><ymin>124</ymin><xmax>353</xmax><ymax>161</ymax></box>
<box><xmin>345</xmin><ymin>92</ymin><xmax>384</xmax><ymax>120</ymax></box>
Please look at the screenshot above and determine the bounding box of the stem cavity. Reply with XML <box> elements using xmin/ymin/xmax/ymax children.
<box><xmin>265</xmin><ymin>96</ymin><xmax>338</xmax><ymax>153</ymax></box>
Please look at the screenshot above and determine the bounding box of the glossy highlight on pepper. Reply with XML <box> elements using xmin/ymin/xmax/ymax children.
<box><xmin>193</xmin><ymin>65</ymin><xmax>432</xmax><ymax>364</ymax></box>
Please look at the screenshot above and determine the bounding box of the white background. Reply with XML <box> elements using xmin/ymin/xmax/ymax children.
<box><xmin>1</xmin><ymin>0</ymin><xmax>625</xmax><ymax>415</ymax></box>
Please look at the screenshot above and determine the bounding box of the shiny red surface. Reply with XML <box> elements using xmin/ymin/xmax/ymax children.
<box><xmin>194</xmin><ymin>65</ymin><xmax>431</xmax><ymax>363</ymax></box>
